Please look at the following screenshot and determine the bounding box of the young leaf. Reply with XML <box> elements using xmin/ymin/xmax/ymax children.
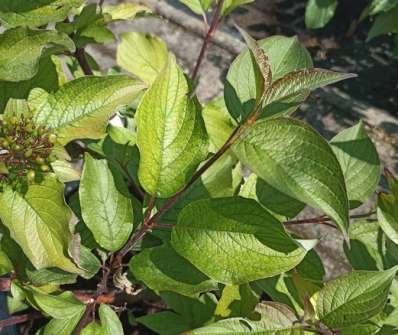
<box><xmin>0</xmin><ymin>0</ymin><xmax>84</xmax><ymax>28</ymax></box>
<box><xmin>330</xmin><ymin>122</ymin><xmax>380</xmax><ymax>205</ymax></box>
<box><xmin>80</xmin><ymin>154</ymin><xmax>133</xmax><ymax>252</ymax></box>
<box><xmin>171</xmin><ymin>197</ymin><xmax>315</xmax><ymax>284</ymax></box>
<box><xmin>378</xmin><ymin>193</ymin><xmax>398</xmax><ymax>245</ymax></box>
<box><xmin>0</xmin><ymin>27</ymin><xmax>74</xmax><ymax>82</ymax></box>
<box><xmin>226</xmin><ymin>35</ymin><xmax>312</xmax><ymax>121</ymax></box>
<box><xmin>136</xmin><ymin>56</ymin><xmax>208</xmax><ymax>198</ymax></box>
<box><xmin>233</xmin><ymin>118</ymin><xmax>349</xmax><ymax>238</ymax></box>
<box><xmin>305</xmin><ymin>0</ymin><xmax>338</xmax><ymax>29</ymax></box>
<box><xmin>316</xmin><ymin>267</ymin><xmax>398</xmax><ymax>329</ymax></box>
<box><xmin>31</xmin><ymin>76</ymin><xmax>146</xmax><ymax>144</ymax></box>
<box><xmin>0</xmin><ymin>176</ymin><xmax>79</xmax><ymax>273</ymax></box>
<box><xmin>129</xmin><ymin>243</ymin><xmax>218</xmax><ymax>297</ymax></box>
<box><xmin>117</xmin><ymin>32</ymin><xmax>169</xmax><ymax>85</ymax></box>
<box><xmin>99</xmin><ymin>304</ymin><xmax>124</xmax><ymax>335</ymax></box>
<box><xmin>264</xmin><ymin>68</ymin><xmax>356</xmax><ymax>107</ymax></box>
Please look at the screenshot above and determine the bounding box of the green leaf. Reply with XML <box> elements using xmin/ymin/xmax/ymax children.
<box><xmin>215</xmin><ymin>284</ymin><xmax>259</xmax><ymax>318</ymax></box>
<box><xmin>179</xmin><ymin>0</ymin><xmax>214</xmax><ymax>15</ymax></box>
<box><xmin>202</xmin><ymin>96</ymin><xmax>236</xmax><ymax>152</ymax></box>
<box><xmin>369</xmin><ymin>0</ymin><xmax>398</xmax><ymax>15</ymax></box>
<box><xmin>161</xmin><ymin>292</ymin><xmax>217</xmax><ymax>327</ymax></box>
<box><xmin>39</xmin><ymin>310</ymin><xmax>85</xmax><ymax>335</ymax></box>
<box><xmin>82</xmin><ymin>322</ymin><xmax>106</xmax><ymax>335</ymax></box>
<box><xmin>129</xmin><ymin>243</ymin><xmax>218</xmax><ymax>297</ymax></box>
<box><xmin>368</xmin><ymin>5</ymin><xmax>398</xmax><ymax>40</ymax></box>
<box><xmin>344</xmin><ymin>220</ymin><xmax>385</xmax><ymax>271</ymax></box>
<box><xmin>0</xmin><ymin>56</ymin><xmax>62</xmax><ymax>113</ymax></box>
<box><xmin>0</xmin><ymin>0</ymin><xmax>83</xmax><ymax>28</ymax></box>
<box><xmin>0</xmin><ymin>27</ymin><xmax>74</xmax><ymax>82</ymax></box>
<box><xmin>226</xmin><ymin>36</ymin><xmax>312</xmax><ymax>121</ymax></box>
<box><xmin>171</xmin><ymin>197</ymin><xmax>315</xmax><ymax>285</ymax></box>
<box><xmin>263</xmin><ymin>68</ymin><xmax>356</xmax><ymax>108</ymax></box>
<box><xmin>316</xmin><ymin>267</ymin><xmax>398</xmax><ymax>328</ymax></box>
<box><xmin>233</xmin><ymin>118</ymin><xmax>349</xmax><ymax>238</ymax></box>
<box><xmin>99</xmin><ymin>304</ymin><xmax>124</xmax><ymax>335</ymax></box>
<box><xmin>138</xmin><ymin>311</ymin><xmax>191</xmax><ymax>335</ymax></box>
<box><xmin>0</xmin><ymin>176</ymin><xmax>79</xmax><ymax>273</ymax></box>
<box><xmin>222</xmin><ymin>0</ymin><xmax>255</xmax><ymax>16</ymax></box>
<box><xmin>188</xmin><ymin>302</ymin><xmax>303</xmax><ymax>334</ymax></box>
<box><xmin>117</xmin><ymin>32</ymin><xmax>169</xmax><ymax>85</ymax></box>
<box><xmin>161</xmin><ymin>154</ymin><xmax>241</xmax><ymax>224</ymax></box>
<box><xmin>330</xmin><ymin>122</ymin><xmax>380</xmax><ymax>205</ymax></box>
<box><xmin>29</xmin><ymin>289</ymin><xmax>85</xmax><ymax>319</ymax></box>
<box><xmin>305</xmin><ymin>0</ymin><xmax>338</xmax><ymax>29</ymax></box>
<box><xmin>240</xmin><ymin>174</ymin><xmax>305</xmax><ymax>220</ymax></box>
<box><xmin>31</xmin><ymin>75</ymin><xmax>146</xmax><ymax>144</ymax></box>
<box><xmin>378</xmin><ymin>193</ymin><xmax>398</xmax><ymax>245</ymax></box>
<box><xmin>103</xmin><ymin>3</ymin><xmax>152</xmax><ymax>21</ymax></box>
<box><xmin>136</xmin><ymin>56</ymin><xmax>208</xmax><ymax>197</ymax></box>
<box><xmin>80</xmin><ymin>154</ymin><xmax>133</xmax><ymax>251</ymax></box>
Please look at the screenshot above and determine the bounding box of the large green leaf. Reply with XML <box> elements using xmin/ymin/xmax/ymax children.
<box><xmin>188</xmin><ymin>302</ymin><xmax>303</xmax><ymax>334</ymax></box>
<box><xmin>316</xmin><ymin>267</ymin><xmax>398</xmax><ymax>329</ymax></box>
<box><xmin>0</xmin><ymin>27</ymin><xmax>74</xmax><ymax>82</ymax></box>
<box><xmin>117</xmin><ymin>32</ymin><xmax>169</xmax><ymax>85</ymax></box>
<box><xmin>330</xmin><ymin>122</ymin><xmax>380</xmax><ymax>205</ymax></box>
<box><xmin>233</xmin><ymin>118</ymin><xmax>349</xmax><ymax>238</ymax></box>
<box><xmin>226</xmin><ymin>35</ymin><xmax>313</xmax><ymax>121</ymax></box>
<box><xmin>378</xmin><ymin>193</ymin><xmax>398</xmax><ymax>245</ymax></box>
<box><xmin>136</xmin><ymin>56</ymin><xmax>208</xmax><ymax>198</ymax></box>
<box><xmin>31</xmin><ymin>75</ymin><xmax>146</xmax><ymax>144</ymax></box>
<box><xmin>368</xmin><ymin>5</ymin><xmax>398</xmax><ymax>39</ymax></box>
<box><xmin>305</xmin><ymin>0</ymin><xmax>338</xmax><ymax>29</ymax></box>
<box><xmin>129</xmin><ymin>243</ymin><xmax>218</xmax><ymax>297</ymax></box>
<box><xmin>98</xmin><ymin>304</ymin><xmax>124</xmax><ymax>335</ymax></box>
<box><xmin>0</xmin><ymin>176</ymin><xmax>79</xmax><ymax>273</ymax></box>
<box><xmin>79</xmin><ymin>154</ymin><xmax>133</xmax><ymax>252</ymax></box>
<box><xmin>0</xmin><ymin>0</ymin><xmax>83</xmax><ymax>28</ymax></box>
<box><xmin>171</xmin><ymin>197</ymin><xmax>315</xmax><ymax>285</ymax></box>
<box><xmin>38</xmin><ymin>310</ymin><xmax>85</xmax><ymax>335</ymax></box>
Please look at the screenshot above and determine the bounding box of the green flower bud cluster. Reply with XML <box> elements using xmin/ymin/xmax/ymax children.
<box><xmin>0</xmin><ymin>113</ymin><xmax>57</xmax><ymax>189</ymax></box>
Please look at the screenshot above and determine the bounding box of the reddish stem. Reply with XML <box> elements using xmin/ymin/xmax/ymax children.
<box><xmin>191</xmin><ymin>0</ymin><xmax>226</xmax><ymax>81</ymax></box>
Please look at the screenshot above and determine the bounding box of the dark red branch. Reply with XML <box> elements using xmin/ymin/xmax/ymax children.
<box><xmin>74</xmin><ymin>48</ymin><xmax>94</xmax><ymax>76</ymax></box>
<box><xmin>191</xmin><ymin>0</ymin><xmax>226</xmax><ymax>81</ymax></box>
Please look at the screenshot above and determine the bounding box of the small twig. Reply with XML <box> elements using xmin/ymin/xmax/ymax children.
<box><xmin>74</xmin><ymin>48</ymin><xmax>94</xmax><ymax>76</ymax></box>
<box><xmin>0</xmin><ymin>312</ymin><xmax>42</xmax><ymax>329</ymax></box>
<box><xmin>154</xmin><ymin>223</ymin><xmax>176</xmax><ymax>229</ymax></box>
<box><xmin>191</xmin><ymin>0</ymin><xmax>226</xmax><ymax>81</ymax></box>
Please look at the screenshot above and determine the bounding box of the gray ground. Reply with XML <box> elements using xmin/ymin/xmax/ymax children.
<box><xmin>88</xmin><ymin>0</ymin><xmax>398</xmax><ymax>279</ymax></box>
